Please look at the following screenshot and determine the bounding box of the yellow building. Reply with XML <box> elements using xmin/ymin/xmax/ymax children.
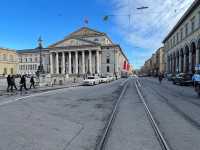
<box><xmin>0</xmin><ymin>48</ymin><xmax>18</xmax><ymax>75</ymax></box>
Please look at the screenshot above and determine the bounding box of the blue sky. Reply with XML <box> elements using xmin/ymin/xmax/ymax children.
<box><xmin>0</xmin><ymin>0</ymin><xmax>194</xmax><ymax>69</ymax></box>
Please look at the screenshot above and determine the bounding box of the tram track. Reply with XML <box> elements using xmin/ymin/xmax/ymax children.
<box><xmin>140</xmin><ymin>78</ymin><xmax>200</xmax><ymax>108</ymax></box>
<box><xmin>142</xmin><ymin>81</ymin><xmax>200</xmax><ymax>130</ymax></box>
<box><xmin>135</xmin><ymin>79</ymin><xmax>171</xmax><ymax>150</ymax></box>
<box><xmin>95</xmin><ymin>79</ymin><xmax>129</xmax><ymax>150</ymax></box>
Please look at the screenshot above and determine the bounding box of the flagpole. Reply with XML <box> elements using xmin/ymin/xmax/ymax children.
<box><xmin>84</xmin><ymin>17</ymin><xmax>89</xmax><ymax>27</ymax></box>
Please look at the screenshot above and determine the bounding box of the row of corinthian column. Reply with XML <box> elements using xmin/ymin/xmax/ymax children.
<box><xmin>50</xmin><ymin>50</ymin><xmax>100</xmax><ymax>75</ymax></box>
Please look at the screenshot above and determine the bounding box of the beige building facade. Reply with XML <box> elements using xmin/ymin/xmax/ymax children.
<box><xmin>0</xmin><ymin>48</ymin><xmax>18</xmax><ymax>75</ymax></box>
<box><xmin>141</xmin><ymin>47</ymin><xmax>165</xmax><ymax>76</ymax></box>
<box><xmin>17</xmin><ymin>49</ymin><xmax>50</xmax><ymax>75</ymax></box>
<box><xmin>163</xmin><ymin>0</ymin><xmax>200</xmax><ymax>74</ymax></box>
<box><xmin>48</xmin><ymin>27</ymin><xmax>129</xmax><ymax>77</ymax></box>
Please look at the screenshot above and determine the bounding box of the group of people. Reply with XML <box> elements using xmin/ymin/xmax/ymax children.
<box><xmin>7</xmin><ymin>75</ymin><xmax>36</xmax><ymax>93</ymax></box>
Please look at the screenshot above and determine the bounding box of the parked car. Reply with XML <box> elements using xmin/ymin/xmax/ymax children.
<box><xmin>166</xmin><ymin>73</ymin><xmax>176</xmax><ymax>81</ymax></box>
<box><xmin>100</xmin><ymin>76</ymin><xmax>109</xmax><ymax>83</ymax></box>
<box><xmin>83</xmin><ymin>76</ymin><xmax>100</xmax><ymax>86</ymax></box>
<box><xmin>173</xmin><ymin>73</ymin><xmax>193</xmax><ymax>86</ymax></box>
<box><xmin>108</xmin><ymin>76</ymin><xmax>115</xmax><ymax>82</ymax></box>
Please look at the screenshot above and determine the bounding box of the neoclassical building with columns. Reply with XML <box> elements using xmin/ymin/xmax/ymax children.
<box><xmin>48</xmin><ymin>27</ymin><xmax>130</xmax><ymax>77</ymax></box>
<box><xmin>163</xmin><ymin>0</ymin><xmax>200</xmax><ymax>74</ymax></box>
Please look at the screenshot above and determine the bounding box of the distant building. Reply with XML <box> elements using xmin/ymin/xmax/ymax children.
<box><xmin>48</xmin><ymin>27</ymin><xmax>130</xmax><ymax>77</ymax></box>
<box><xmin>15</xmin><ymin>27</ymin><xmax>130</xmax><ymax>77</ymax></box>
<box><xmin>0</xmin><ymin>48</ymin><xmax>18</xmax><ymax>75</ymax></box>
<box><xmin>141</xmin><ymin>47</ymin><xmax>165</xmax><ymax>76</ymax></box>
<box><xmin>163</xmin><ymin>0</ymin><xmax>200</xmax><ymax>74</ymax></box>
<box><xmin>17</xmin><ymin>49</ymin><xmax>49</xmax><ymax>75</ymax></box>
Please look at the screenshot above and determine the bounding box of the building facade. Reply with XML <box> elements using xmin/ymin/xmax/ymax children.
<box><xmin>48</xmin><ymin>27</ymin><xmax>130</xmax><ymax>77</ymax></box>
<box><xmin>163</xmin><ymin>0</ymin><xmax>200</xmax><ymax>74</ymax></box>
<box><xmin>17</xmin><ymin>49</ymin><xmax>50</xmax><ymax>75</ymax></box>
<box><xmin>141</xmin><ymin>47</ymin><xmax>165</xmax><ymax>76</ymax></box>
<box><xmin>0</xmin><ymin>48</ymin><xmax>18</xmax><ymax>75</ymax></box>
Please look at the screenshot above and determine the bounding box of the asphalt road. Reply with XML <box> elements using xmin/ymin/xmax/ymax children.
<box><xmin>139</xmin><ymin>77</ymin><xmax>200</xmax><ymax>150</ymax></box>
<box><xmin>0</xmin><ymin>79</ymin><xmax>125</xmax><ymax>150</ymax></box>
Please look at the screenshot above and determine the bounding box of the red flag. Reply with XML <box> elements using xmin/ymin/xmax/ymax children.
<box><xmin>123</xmin><ymin>61</ymin><xmax>126</xmax><ymax>70</ymax></box>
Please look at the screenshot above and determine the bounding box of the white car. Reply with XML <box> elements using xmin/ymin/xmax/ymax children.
<box><xmin>108</xmin><ymin>76</ymin><xmax>115</xmax><ymax>82</ymax></box>
<box><xmin>83</xmin><ymin>76</ymin><xmax>100</xmax><ymax>86</ymax></box>
<box><xmin>100</xmin><ymin>76</ymin><xmax>109</xmax><ymax>83</ymax></box>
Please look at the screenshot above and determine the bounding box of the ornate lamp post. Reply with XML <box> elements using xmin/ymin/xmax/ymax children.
<box><xmin>36</xmin><ymin>36</ymin><xmax>45</xmax><ymax>76</ymax></box>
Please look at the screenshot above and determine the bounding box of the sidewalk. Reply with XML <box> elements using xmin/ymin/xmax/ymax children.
<box><xmin>0</xmin><ymin>79</ymin><xmax>82</xmax><ymax>96</ymax></box>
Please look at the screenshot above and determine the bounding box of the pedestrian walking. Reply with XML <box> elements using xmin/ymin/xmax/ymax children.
<box><xmin>29</xmin><ymin>76</ymin><xmax>35</xmax><ymax>89</ymax></box>
<box><xmin>10</xmin><ymin>75</ymin><xmax>18</xmax><ymax>91</ymax></box>
<box><xmin>158</xmin><ymin>73</ymin><xmax>163</xmax><ymax>84</ymax></box>
<box><xmin>6</xmin><ymin>75</ymin><xmax>11</xmax><ymax>92</ymax></box>
<box><xmin>20</xmin><ymin>75</ymin><xmax>28</xmax><ymax>92</ymax></box>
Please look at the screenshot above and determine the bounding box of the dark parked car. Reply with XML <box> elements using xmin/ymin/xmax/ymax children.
<box><xmin>173</xmin><ymin>73</ymin><xmax>193</xmax><ymax>86</ymax></box>
<box><xmin>166</xmin><ymin>73</ymin><xmax>176</xmax><ymax>81</ymax></box>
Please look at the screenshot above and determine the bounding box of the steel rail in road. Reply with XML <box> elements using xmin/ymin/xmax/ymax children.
<box><xmin>135</xmin><ymin>79</ymin><xmax>171</xmax><ymax>150</ymax></box>
<box><xmin>96</xmin><ymin>78</ymin><xmax>129</xmax><ymax>150</ymax></box>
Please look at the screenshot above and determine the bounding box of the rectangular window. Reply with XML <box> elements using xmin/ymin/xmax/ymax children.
<box><xmin>173</xmin><ymin>36</ymin><xmax>175</xmax><ymax>46</ymax></box>
<box><xmin>199</xmin><ymin>12</ymin><xmax>200</xmax><ymax>26</ymax></box>
<box><xmin>106</xmin><ymin>58</ymin><xmax>110</xmax><ymax>64</ymax></box>
<box><xmin>176</xmin><ymin>32</ymin><xmax>179</xmax><ymax>43</ymax></box>
<box><xmin>191</xmin><ymin>17</ymin><xmax>195</xmax><ymax>32</ymax></box>
<box><xmin>10</xmin><ymin>68</ymin><xmax>13</xmax><ymax>74</ymax></box>
<box><xmin>171</xmin><ymin>39</ymin><xmax>172</xmax><ymax>48</ymax></box>
<box><xmin>3</xmin><ymin>54</ymin><xmax>7</xmax><ymax>61</ymax></box>
<box><xmin>3</xmin><ymin>68</ymin><xmax>7</xmax><ymax>74</ymax></box>
<box><xmin>180</xmin><ymin>28</ymin><xmax>183</xmax><ymax>40</ymax></box>
<box><xmin>107</xmin><ymin>66</ymin><xmax>110</xmax><ymax>72</ymax></box>
<box><xmin>185</xmin><ymin>23</ymin><xmax>188</xmax><ymax>36</ymax></box>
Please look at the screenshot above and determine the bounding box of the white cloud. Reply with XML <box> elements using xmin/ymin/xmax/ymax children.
<box><xmin>109</xmin><ymin>0</ymin><xmax>194</xmax><ymax>68</ymax></box>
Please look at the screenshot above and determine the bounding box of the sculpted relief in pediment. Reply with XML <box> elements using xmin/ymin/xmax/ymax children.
<box><xmin>54</xmin><ymin>39</ymin><xmax>93</xmax><ymax>47</ymax></box>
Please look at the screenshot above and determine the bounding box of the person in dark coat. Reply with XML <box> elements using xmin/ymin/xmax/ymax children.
<box><xmin>20</xmin><ymin>75</ymin><xmax>28</xmax><ymax>91</ymax></box>
<box><xmin>158</xmin><ymin>73</ymin><xmax>164</xmax><ymax>84</ymax></box>
<box><xmin>10</xmin><ymin>75</ymin><xmax>17</xmax><ymax>91</ymax></box>
<box><xmin>29</xmin><ymin>76</ymin><xmax>35</xmax><ymax>89</ymax></box>
<box><xmin>6</xmin><ymin>75</ymin><xmax>11</xmax><ymax>92</ymax></box>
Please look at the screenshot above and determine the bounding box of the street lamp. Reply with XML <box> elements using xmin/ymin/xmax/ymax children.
<box><xmin>36</xmin><ymin>36</ymin><xmax>45</xmax><ymax>76</ymax></box>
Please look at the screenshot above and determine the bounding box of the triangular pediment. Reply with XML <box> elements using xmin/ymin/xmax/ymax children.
<box><xmin>68</xmin><ymin>27</ymin><xmax>105</xmax><ymax>38</ymax></box>
<box><xmin>49</xmin><ymin>38</ymin><xmax>98</xmax><ymax>48</ymax></box>
<box><xmin>49</xmin><ymin>27</ymin><xmax>113</xmax><ymax>48</ymax></box>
